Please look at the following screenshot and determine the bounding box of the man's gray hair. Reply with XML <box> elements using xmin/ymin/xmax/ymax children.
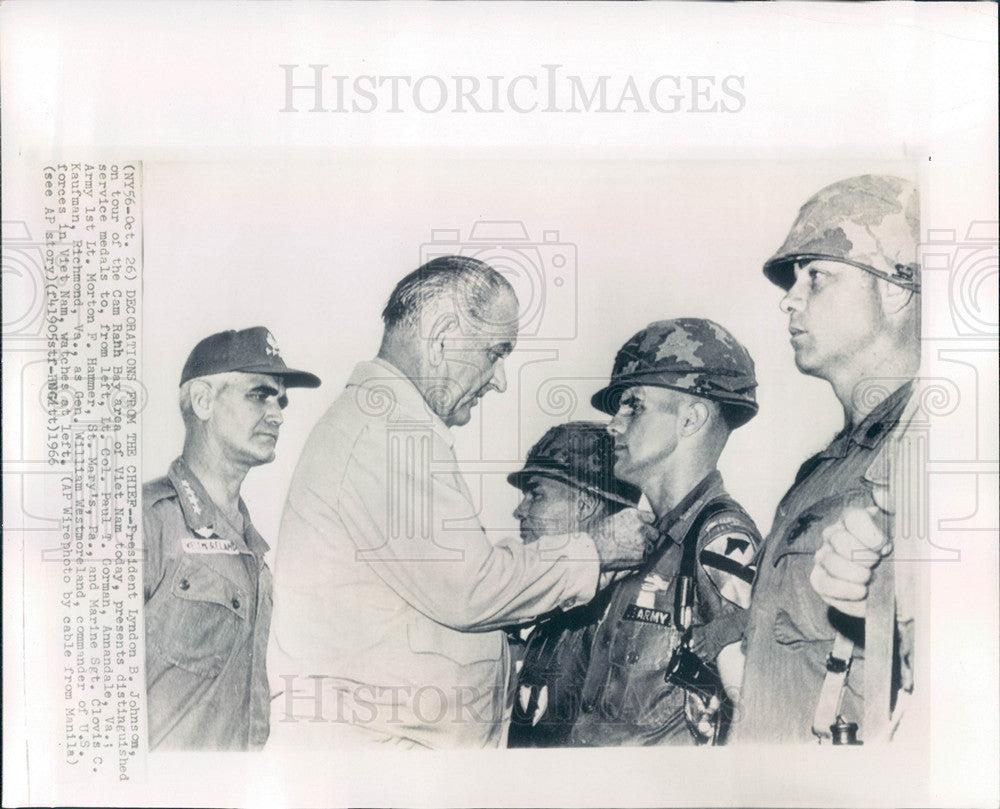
<box><xmin>178</xmin><ymin>372</ymin><xmax>237</xmax><ymax>425</ymax></box>
<box><xmin>381</xmin><ymin>255</ymin><xmax>516</xmax><ymax>332</ymax></box>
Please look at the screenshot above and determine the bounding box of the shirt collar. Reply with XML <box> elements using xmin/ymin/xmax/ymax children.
<box><xmin>654</xmin><ymin>470</ymin><xmax>726</xmax><ymax>547</ymax></box>
<box><xmin>819</xmin><ymin>379</ymin><xmax>914</xmax><ymax>459</ymax></box>
<box><xmin>167</xmin><ymin>457</ymin><xmax>268</xmax><ymax>555</ymax></box>
<box><xmin>346</xmin><ymin>357</ymin><xmax>455</xmax><ymax>449</ymax></box>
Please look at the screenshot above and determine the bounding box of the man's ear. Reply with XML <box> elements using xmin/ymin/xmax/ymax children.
<box><xmin>426</xmin><ymin>309</ymin><xmax>460</xmax><ymax>368</ymax></box>
<box><xmin>577</xmin><ymin>489</ymin><xmax>601</xmax><ymax>523</ymax></box>
<box><xmin>188</xmin><ymin>379</ymin><xmax>215</xmax><ymax>422</ymax></box>
<box><xmin>877</xmin><ymin>277</ymin><xmax>914</xmax><ymax>316</ymax></box>
<box><xmin>680</xmin><ymin>399</ymin><xmax>710</xmax><ymax>438</ymax></box>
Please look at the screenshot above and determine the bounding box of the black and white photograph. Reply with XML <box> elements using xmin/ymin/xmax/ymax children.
<box><xmin>2</xmin><ymin>3</ymin><xmax>997</xmax><ymax>808</ymax></box>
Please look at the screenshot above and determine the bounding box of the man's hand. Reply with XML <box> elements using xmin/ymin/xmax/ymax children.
<box><xmin>810</xmin><ymin>506</ymin><xmax>892</xmax><ymax>618</ymax></box>
<box><xmin>684</xmin><ymin>690</ymin><xmax>721</xmax><ymax>741</ymax></box>
<box><xmin>589</xmin><ymin>507</ymin><xmax>657</xmax><ymax>571</ymax></box>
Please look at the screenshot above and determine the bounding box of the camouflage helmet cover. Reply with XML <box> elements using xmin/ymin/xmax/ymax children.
<box><xmin>507</xmin><ymin>421</ymin><xmax>641</xmax><ymax>507</ymax></box>
<box><xmin>591</xmin><ymin>318</ymin><xmax>758</xmax><ymax>428</ymax></box>
<box><xmin>763</xmin><ymin>174</ymin><xmax>921</xmax><ymax>293</ymax></box>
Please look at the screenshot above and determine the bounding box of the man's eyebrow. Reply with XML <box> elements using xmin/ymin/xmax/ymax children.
<box><xmin>249</xmin><ymin>384</ymin><xmax>281</xmax><ymax>397</ymax></box>
<box><xmin>796</xmin><ymin>261</ymin><xmax>836</xmax><ymax>274</ymax></box>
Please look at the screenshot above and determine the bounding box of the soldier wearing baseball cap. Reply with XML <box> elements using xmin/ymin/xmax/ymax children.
<box><xmin>739</xmin><ymin>175</ymin><xmax>922</xmax><ymax>744</ymax></box>
<box><xmin>143</xmin><ymin>327</ymin><xmax>320</xmax><ymax>751</ymax></box>
<box><xmin>506</xmin><ymin>422</ymin><xmax>640</xmax><ymax>748</ymax></box>
<box><xmin>569</xmin><ymin>318</ymin><xmax>762</xmax><ymax>747</ymax></box>
<box><xmin>180</xmin><ymin>326</ymin><xmax>321</xmax><ymax>388</ymax></box>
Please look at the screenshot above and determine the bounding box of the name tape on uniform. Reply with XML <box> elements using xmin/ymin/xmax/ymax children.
<box><xmin>623</xmin><ymin>604</ymin><xmax>672</xmax><ymax>627</ymax></box>
<box><xmin>181</xmin><ymin>536</ymin><xmax>241</xmax><ymax>555</ymax></box>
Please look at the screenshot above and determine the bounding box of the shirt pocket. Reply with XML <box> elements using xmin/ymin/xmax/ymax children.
<box><xmin>609</xmin><ymin>616</ymin><xmax>680</xmax><ymax>673</ymax></box>
<box><xmin>770</xmin><ymin>488</ymin><xmax>871</xmax><ymax>567</ymax></box>
<box><xmin>148</xmin><ymin>556</ymin><xmax>248</xmax><ymax>678</ymax></box>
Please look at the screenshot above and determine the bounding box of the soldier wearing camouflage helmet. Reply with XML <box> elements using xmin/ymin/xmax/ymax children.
<box><xmin>506</xmin><ymin>422</ymin><xmax>641</xmax><ymax>747</ymax></box>
<box><xmin>737</xmin><ymin>175</ymin><xmax>921</xmax><ymax>744</ymax></box>
<box><xmin>568</xmin><ymin>318</ymin><xmax>763</xmax><ymax>746</ymax></box>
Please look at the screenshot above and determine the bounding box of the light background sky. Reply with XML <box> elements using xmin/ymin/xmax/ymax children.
<box><xmin>142</xmin><ymin>157</ymin><xmax>915</xmax><ymax>542</ymax></box>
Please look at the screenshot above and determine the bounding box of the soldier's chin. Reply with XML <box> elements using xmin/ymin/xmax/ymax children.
<box><xmin>612</xmin><ymin>457</ymin><xmax>637</xmax><ymax>485</ymax></box>
<box><xmin>792</xmin><ymin>349</ymin><xmax>823</xmax><ymax>378</ymax></box>
<box><xmin>520</xmin><ymin>527</ymin><xmax>542</xmax><ymax>544</ymax></box>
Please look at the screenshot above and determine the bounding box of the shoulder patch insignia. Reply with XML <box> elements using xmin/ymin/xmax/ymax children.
<box><xmin>725</xmin><ymin>536</ymin><xmax>751</xmax><ymax>555</ymax></box>
<box><xmin>700</xmin><ymin>529</ymin><xmax>758</xmax><ymax>608</ymax></box>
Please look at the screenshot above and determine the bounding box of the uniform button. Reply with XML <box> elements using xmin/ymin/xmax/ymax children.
<box><xmin>626</xmin><ymin>650</ymin><xmax>639</xmax><ymax>664</ymax></box>
<box><xmin>231</xmin><ymin>598</ymin><xmax>241</xmax><ymax>610</ymax></box>
<box><xmin>601</xmin><ymin>635</ymin><xmax>610</xmax><ymax>647</ymax></box>
<box><xmin>179</xmin><ymin>579</ymin><xmax>190</xmax><ymax>591</ymax></box>
<box><xmin>582</xmin><ymin>700</ymin><xmax>594</xmax><ymax>713</ymax></box>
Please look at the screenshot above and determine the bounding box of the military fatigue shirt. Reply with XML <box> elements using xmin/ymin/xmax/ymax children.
<box><xmin>508</xmin><ymin>587</ymin><xmax>614</xmax><ymax>748</ymax></box>
<box><xmin>570</xmin><ymin>472</ymin><xmax>759</xmax><ymax>746</ymax></box>
<box><xmin>738</xmin><ymin>382</ymin><xmax>913</xmax><ymax>743</ymax></box>
<box><xmin>143</xmin><ymin>457</ymin><xmax>272</xmax><ymax>750</ymax></box>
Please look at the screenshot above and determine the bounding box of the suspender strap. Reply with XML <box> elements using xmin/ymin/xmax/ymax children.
<box><xmin>674</xmin><ymin>497</ymin><xmax>738</xmax><ymax>633</ymax></box>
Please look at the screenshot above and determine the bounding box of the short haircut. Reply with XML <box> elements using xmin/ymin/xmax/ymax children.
<box><xmin>178</xmin><ymin>372</ymin><xmax>237</xmax><ymax>426</ymax></box>
<box><xmin>653</xmin><ymin>386</ymin><xmax>733</xmax><ymax>436</ymax></box>
<box><xmin>179</xmin><ymin>378</ymin><xmax>198</xmax><ymax>423</ymax></box>
<box><xmin>381</xmin><ymin>255</ymin><xmax>515</xmax><ymax>332</ymax></box>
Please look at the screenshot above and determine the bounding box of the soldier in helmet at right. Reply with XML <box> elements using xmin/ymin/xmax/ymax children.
<box><xmin>736</xmin><ymin>175</ymin><xmax>922</xmax><ymax>744</ymax></box>
<box><xmin>568</xmin><ymin>318</ymin><xmax>762</xmax><ymax>746</ymax></box>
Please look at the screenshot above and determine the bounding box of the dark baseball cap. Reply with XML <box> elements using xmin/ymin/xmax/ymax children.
<box><xmin>179</xmin><ymin>326</ymin><xmax>321</xmax><ymax>388</ymax></box>
<box><xmin>508</xmin><ymin>421</ymin><xmax>641</xmax><ymax>507</ymax></box>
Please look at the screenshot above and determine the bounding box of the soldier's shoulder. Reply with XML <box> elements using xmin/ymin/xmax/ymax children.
<box><xmin>143</xmin><ymin>475</ymin><xmax>178</xmax><ymax>509</ymax></box>
<box><xmin>700</xmin><ymin>499</ymin><xmax>761</xmax><ymax>546</ymax></box>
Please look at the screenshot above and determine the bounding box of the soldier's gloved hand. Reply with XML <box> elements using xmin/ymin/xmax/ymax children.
<box><xmin>589</xmin><ymin>507</ymin><xmax>657</xmax><ymax>571</ymax></box>
<box><xmin>810</xmin><ymin>506</ymin><xmax>892</xmax><ymax>618</ymax></box>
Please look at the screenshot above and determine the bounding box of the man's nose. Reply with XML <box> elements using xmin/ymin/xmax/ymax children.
<box><xmin>780</xmin><ymin>278</ymin><xmax>805</xmax><ymax>315</ymax></box>
<box><xmin>490</xmin><ymin>359</ymin><xmax>508</xmax><ymax>394</ymax></box>
<box><xmin>606</xmin><ymin>413</ymin><xmax>624</xmax><ymax>437</ymax></box>
<box><xmin>265</xmin><ymin>399</ymin><xmax>285</xmax><ymax>426</ymax></box>
<box><xmin>513</xmin><ymin>495</ymin><xmax>528</xmax><ymax>521</ymax></box>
